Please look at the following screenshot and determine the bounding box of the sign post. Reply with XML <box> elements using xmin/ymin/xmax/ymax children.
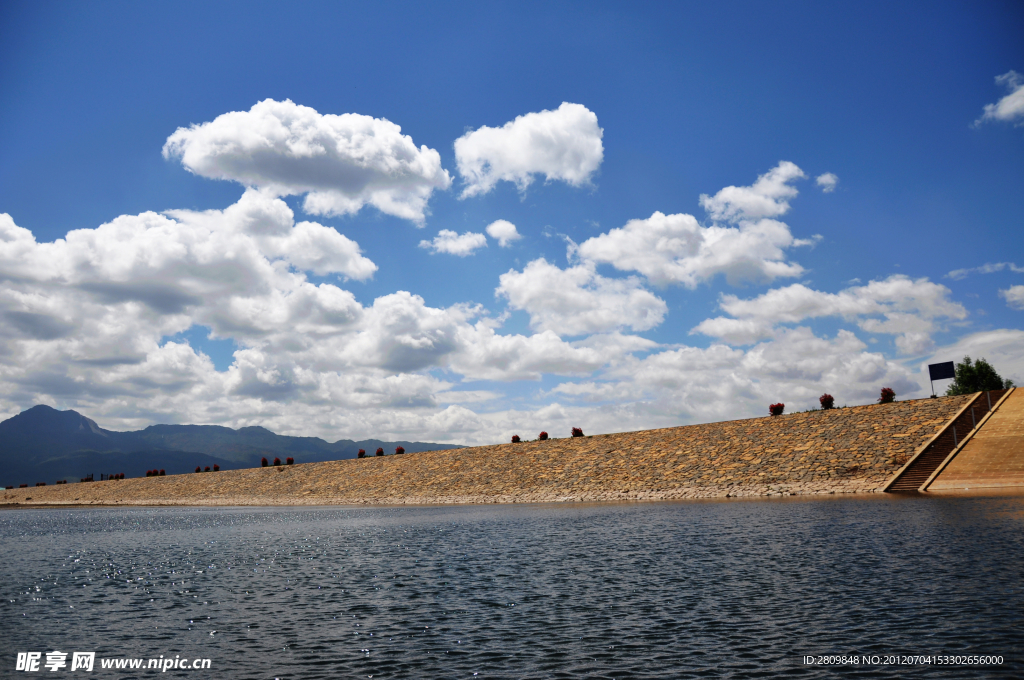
<box><xmin>928</xmin><ymin>361</ymin><xmax>956</xmax><ymax>397</ymax></box>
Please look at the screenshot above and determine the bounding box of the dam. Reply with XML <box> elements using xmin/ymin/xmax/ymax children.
<box><xmin>5</xmin><ymin>390</ymin><xmax>1021</xmax><ymax>507</ymax></box>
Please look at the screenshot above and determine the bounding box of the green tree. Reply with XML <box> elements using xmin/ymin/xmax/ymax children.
<box><xmin>945</xmin><ymin>356</ymin><xmax>1015</xmax><ymax>395</ymax></box>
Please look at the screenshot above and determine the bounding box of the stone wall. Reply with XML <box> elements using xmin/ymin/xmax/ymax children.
<box><xmin>5</xmin><ymin>395</ymin><xmax>973</xmax><ymax>507</ymax></box>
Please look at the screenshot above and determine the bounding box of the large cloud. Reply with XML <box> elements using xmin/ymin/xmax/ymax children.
<box><xmin>693</xmin><ymin>276</ymin><xmax>967</xmax><ymax>354</ymax></box>
<box><xmin>577</xmin><ymin>211</ymin><xmax>809</xmax><ymax>287</ymax></box>
<box><xmin>496</xmin><ymin>258</ymin><xmax>667</xmax><ymax>336</ymax></box>
<box><xmin>0</xmin><ymin>195</ymin><xmax>654</xmax><ymax>442</ymax></box>
<box><xmin>577</xmin><ymin>162</ymin><xmax>815</xmax><ymax>287</ymax></box>
<box><xmin>454</xmin><ymin>103</ymin><xmax>604</xmax><ymax>198</ymax></box>
<box><xmin>162</xmin><ymin>99</ymin><xmax>452</xmax><ymax>224</ymax></box>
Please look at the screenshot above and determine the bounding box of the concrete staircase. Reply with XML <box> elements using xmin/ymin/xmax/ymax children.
<box><xmin>884</xmin><ymin>389</ymin><xmax>1011</xmax><ymax>492</ymax></box>
<box><xmin>925</xmin><ymin>388</ymin><xmax>1023</xmax><ymax>491</ymax></box>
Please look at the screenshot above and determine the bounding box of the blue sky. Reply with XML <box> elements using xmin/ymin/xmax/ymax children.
<box><xmin>1</xmin><ymin>1</ymin><xmax>1022</xmax><ymax>444</ymax></box>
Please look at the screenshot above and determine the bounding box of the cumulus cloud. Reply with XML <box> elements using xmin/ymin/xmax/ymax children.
<box><xmin>454</xmin><ymin>103</ymin><xmax>603</xmax><ymax>198</ymax></box>
<box><xmin>496</xmin><ymin>258</ymin><xmax>667</xmax><ymax>336</ymax></box>
<box><xmin>586</xmin><ymin>326</ymin><xmax>922</xmax><ymax>423</ymax></box>
<box><xmin>0</xmin><ymin>196</ymin><xmax>664</xmax><ymax>443</ymax></box>
<box><xmin>576</xmin><ymin>163</ymin><xmax>816</xmax><ymax>288</ymax></box>
<box><xmin>699</xmin><ymin>161</ymin><xmax>806</xmax><ymax>222</ymax></box>
<box><xmin>974</xmin><ymin>70</ymin><xmax>1024</xmax><ymax>127</ymax></box>
<box><xmin>418</xmin><ymin>230</ymin><xmax>487</xmax><ymax>256</ymax></box>
<box><xmin>485</xmin><ymin>219</ymin><xmax>521</xmax><ymax>247</ymax></box>
<box><xmin>816</xmin><ymin>172</ymin><xmax>838</xmax><ymax>193</ymax></box>
<box><xmin>1001</xmin><ymin>285</ymin><xmax>1024</xmax><ymax>310</ymax></box>
<box><xmin>162</xmin><ymin>99</ymin><xmax>451</xmax><ymax>224</ymax></box>
<box><xmin>578</xmin><ymin>210</ymin><xmax>809</xmax><ymax>287</ymax></box>
<box><xmin>692</xmin><ymin>275</ymin><xmax>967</xmax><ymax>354</ymax></box>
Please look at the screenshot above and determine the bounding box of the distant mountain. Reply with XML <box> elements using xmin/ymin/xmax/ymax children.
<box><xmin>0</xmin><ymin>405</ymin><xmax>461</xmax><ymax>488</ymax></box>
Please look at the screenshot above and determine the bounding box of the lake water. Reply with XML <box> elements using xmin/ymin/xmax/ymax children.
<box><xmin>1</xmin><ymin>495</ymin><xmax>1022</xmax><ymax>679</ymax></box>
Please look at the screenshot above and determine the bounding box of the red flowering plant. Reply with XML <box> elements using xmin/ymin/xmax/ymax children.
<box><xmin>195</xmin><ymin>466</ymin><xmax>201</xmax><ymax>473</ymax></box>
<box><xmin>375</xmin><ymin>447</ymin><xmax>384</xmax><ymax>456</ymax></box>
<box><xmin>769</xmin><ymin>403</ymin><xmax>785</xmax><ymax>416</ymax></box>
<box><xmin>878</xmin><ymin>387</ymin><xmax>895</xmax><ymax>404</ymax></box>
<box><xmin>571</xmin><ymin>427</ymin><xmax>584</xmax><ymax>437</ymax></box>
<box><xmin>511</xmin><ymin>434</ymin><xmax>521</xmax><ymax>443</ymax></box>
<box><xmin>286</xmin><ymin>457</ymin><xmax>294</xmax><ymax>465</ymax></box>
<box><xmin>213</xmin><ymin>464</ymin><xmax>220</xmax><ymax>471</ymax></box>
<box><xmin>261</xmin><ymin>457</ymin><xmax>269</xmax><ymax>467</ymax></box>
<box><xmin>395</xmin><ymin>446</ymin><xmax>405</xmax><ymax>455</ymax></box>
<box><xmin>273</xmin><ymin>457</ymin><xmax>281</xmax><ymax>466</ymax></box>
<box><xmin>357</xmin><ymin>449</ymin><xmax>366</xmax><ymax>458</ymax></box>
<box><xmin>819</xmin><ymin>394</ymin><xmax>834</xmax><ymax>410</ymax></box>
<box><xmin>538</xmin><ymin>431</ymin><xmax>549</xmax><ymax>441</ymax></box>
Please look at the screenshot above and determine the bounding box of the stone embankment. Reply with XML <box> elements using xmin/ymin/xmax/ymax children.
<box><xmin>5</xmin><ymin>395</ymin><xmax>972</xmax><ymax>507</ymax></box>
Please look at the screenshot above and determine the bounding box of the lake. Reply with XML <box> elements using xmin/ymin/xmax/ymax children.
<box><xmin>1</xmin><ymin>495</ymin><xmax>1022</xmax><ymax>678</ymax></box>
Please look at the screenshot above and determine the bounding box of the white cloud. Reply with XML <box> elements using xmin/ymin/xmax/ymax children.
<box><xmin>589</xmin><ymin>326</ymin><xmax>921</xmax><ymax>423</ymax></box>
<box><xmin>576</xmin><ymin>163</ymin><xmax>817</xmax><ymax>288</ymax></box>
<box><xmin>975</xmin><ymin>70</ymin><xmax>1024</xmax><ymax>127</ymax></box>
<box><xmin>816</xmin><ymin>172</ymin><xmax>838</xmax><ymax>193</ymax></box>
<box><xmin>947</xmin><ymin>262</ymin><xmax>1024</xmax><ymax>280</ymax></box>
<box><xmin>418</xmin><ymin>230</ymin><xmax>487</xmax><ymax>256</ymax></box>
<box><xmin>1001</xmin><ymin>285</ymin><xmax>1024</xmax><ymax>310</ymax></box>
<box><xmin>692</xmin><ymin>276</ymin><xmax>967</xmax><ymax>354</ymax></box>
<box><xmin>162</xmin><ymin>99</ymin><xmax>451</xmax><ymax>224</ymax></box>
<box><xmin>699</xmin><ymin>161</ymin><xmax>806</xmax><ymax>222</ymax></box>
<box><xmin>485</xmin><ymin>219</ymin><xmax>521</xmax><ymax>247</ymax></box>
<box><xmin>454</xmin><ymin>102</ymin><xmax>603</xmax><ymax>198</ymax></box>
<box><xmin>496</xmin><ymin>258</ymin><xmax>667</xmax><ymax>336</ymax></box>
<box><xmin>577</xmin><ymin>210</ymin><xmax>808</xmax><ymax>287</ymax></box>
<box><xmin>1</xmin><ymin>200</ymin><xmax>667</xmax><ymax>443</ymax></box>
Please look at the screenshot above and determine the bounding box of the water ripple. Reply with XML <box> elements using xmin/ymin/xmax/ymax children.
<box><xmin>1</xmin><ymin>495</ymin><xmax>1022</xmax><ymax>678</ymax></box>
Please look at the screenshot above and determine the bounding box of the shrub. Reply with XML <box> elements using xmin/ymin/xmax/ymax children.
<box><xmin>213</xmin><ymin>464</ymin><xmax>220</xmax><ymax>471</ymax></box>
<box><xmin>538</xmin><ymin>431</ymin><xmax>549</xmax><ymax>441</ymax></box>
<box><xmin>273</xmin><ymin>457</ymin><xmax>281</xmax><ymax>466</ymax></box>
<box><xmin>819</xmin><ymin>394</ymin><xmax>834</xmax><ymax>410</ymax></box>
<box><xmin>571</xmin><ymin>427</ymin><xmax>584</xmax><ymax>438</ymax></box>
<box><xmin>375</xmin><ymin>447</ymin><xmax>384</xmax><ymax>456</ymax></box>
<box><xmin>286</xmin><ymin>457</ymin><xmax>294</xmax><ymax>465</ymax></box>
<box><xmin>394</xmin><ymin>447</ymin><xmax>405</xmax><ymax>455</ymax></box>
<box><xmin>203</xmin><ymin>466</ymin><xmax>210</xmax><ymax>472</ymax></box>
<box><xmin>159</xmin><ymin>469</ymin><xmax>165</xmax><ymax>476</ymax></box>
<box><xmin>195</xmin><ymin>466</ymin><xmax>201</xmax><ymax>473</ymax></box>
<box><xmin>36</xmin><ymin>482</ymin><xmax>46</xmax><ymax>486</ymax></box>
<box><xmin>878</xmin><ymin>387</ymin><xmax>895</xmax><ymax>404</ymax></box>
<box><xmin>146</xmin><ymin>470</ymin><xmax>152</xmax><ymax>477</ymax></box>
<box><xmin>19</xmin><ymin>484</ymin><xmax>28</xmax><ymax>488</ymax></box>
<box><xmin>4</xmin><ymin>485</ymin><xmax>11</xmax><ymax>489</ymax></box>
<box><xmin>357</xmin><ymin>449</ymin><xmax>366</xmax><ymax>458</ymax></box>
<box><xmin>261</xmin><ymin>457</ymin><xmax>269</xmax><ymax>467</ymax></box>
<box><xmin>769</xmin><ymin>403</ymin><xmax>785</xmax><ymax>416</ymax></box>
<box><xmin>511</xmin><ymin>434</ymin><xmax>521</xmax><ymax>443</ymax></box>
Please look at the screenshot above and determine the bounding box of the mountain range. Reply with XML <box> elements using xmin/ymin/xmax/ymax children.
<box><xmin>0</xmin><ymin>405</ymin><xmax>460</xmax><ymax>488</ymax></box>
